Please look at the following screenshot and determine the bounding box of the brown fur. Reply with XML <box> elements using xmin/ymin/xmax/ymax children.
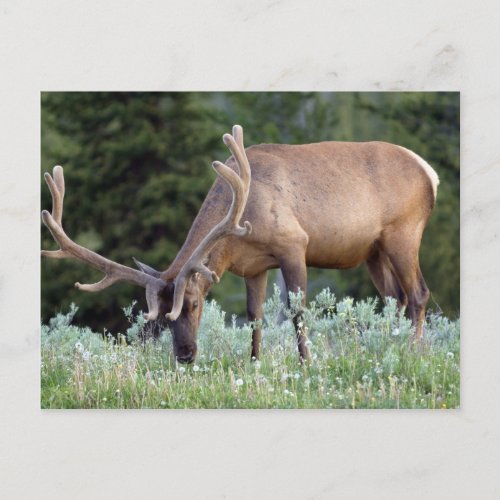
<box><xmin>160</xmin><ymin>140</ymin><xmax>437</xmax><ymax>361</ymax></box>
<box><xmin>42</xmin><ymin>135</ymin><xmax>438</xmax><ymax>364</ymax></box>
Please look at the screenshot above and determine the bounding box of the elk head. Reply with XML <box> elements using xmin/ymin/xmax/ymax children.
<box><xmin>41</xmin><ymin>125</ymin><xmax>252</xmax><ymax>363</ymax></box>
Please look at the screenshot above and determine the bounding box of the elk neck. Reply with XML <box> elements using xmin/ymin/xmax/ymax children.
<box><xmin>160</xmin><ymin>178</ymin><xmax>234</xmax><ymax>291</ymax></box>
<box><xmin>162</xmin><ymin>238</ymin><xmax>230</xmax><ymax>294</ymax></box>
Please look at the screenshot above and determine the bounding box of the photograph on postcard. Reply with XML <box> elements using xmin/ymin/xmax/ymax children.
<box><xmin>40</xmin><ymin>92</ymin><xmax>459</xmax><ymax>409</ymax></box>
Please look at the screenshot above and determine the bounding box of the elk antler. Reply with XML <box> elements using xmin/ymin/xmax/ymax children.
<box><xmin>166</xmin><ymin>125</ymin><xmax>252</xmax><ymax>321</ymax></box>
<box><xmin>41</xmin><ymin>166</ymin><xmax>166</xmax><ymax>320</ymax></box>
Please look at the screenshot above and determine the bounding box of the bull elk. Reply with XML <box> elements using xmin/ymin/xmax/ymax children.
<box><xmin>41</xmin><ymin>125</ymin><xmax>439</xmax><ymax>363</ymax></box>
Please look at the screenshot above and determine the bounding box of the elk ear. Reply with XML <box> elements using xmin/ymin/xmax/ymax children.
<box><xmin>133</xmin><ymin>257</ymin><xmax>161</xmax><ymax>278</ymax></box>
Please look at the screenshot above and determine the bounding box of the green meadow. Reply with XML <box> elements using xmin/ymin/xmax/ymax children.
<box><xmin>41</xmin><ymin>288</ymin><xmax>460</xmax><ymax>409</ymax></box>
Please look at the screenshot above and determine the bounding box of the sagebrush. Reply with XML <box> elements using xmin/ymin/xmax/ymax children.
<box><xmin>41</xmin><ymin>287</ymin><xmax>460</xmax><ymax>409</ymax></box>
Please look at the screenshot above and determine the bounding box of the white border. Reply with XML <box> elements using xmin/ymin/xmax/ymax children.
<box><xmin>1</xmin><ymin>1</ymin><xmax>499</xmax><ymax>498</ymax></box>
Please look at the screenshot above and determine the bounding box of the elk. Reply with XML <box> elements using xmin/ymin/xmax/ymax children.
<box><xmin>41</xmin><ymin>125</ymin><xmax>439</xmax><ymax>363</ymax></box>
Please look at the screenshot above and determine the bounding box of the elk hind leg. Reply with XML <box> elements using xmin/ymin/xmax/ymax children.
<box><xmin>382</xmin><ymin>232</ymin><xmax>430</xmax><ymax>339</ymax></box>
<box><xmin>366</xmin><ymin>248</ymin><xmax>408</xmax><ymax>309</ymax></box>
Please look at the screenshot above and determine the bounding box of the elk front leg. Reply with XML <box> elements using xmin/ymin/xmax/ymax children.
<box><xmin>245</xmin><ymin>271</ymin><xmax>268</xmax><ymax>359</ymax></box>
<box><xmin>279</xmin><ymin>252</ymin><xmax>310</xmax><ymax>362</ymax></box>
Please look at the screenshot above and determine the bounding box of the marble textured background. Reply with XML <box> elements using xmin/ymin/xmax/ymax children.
<box><xmin>1</xmin><ymin>1</ymin><xmax>499</xmax><ymax>498</ymax></box>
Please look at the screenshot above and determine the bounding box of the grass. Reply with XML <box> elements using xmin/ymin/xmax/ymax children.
<box><xmin>41</xmin><ymin>287</ymin><xmax>460</xmax><ymax>409</ymax></box>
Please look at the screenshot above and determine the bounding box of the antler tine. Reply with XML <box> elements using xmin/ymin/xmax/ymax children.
<box><xmin>225</xmin><ymin>125</ymin><xmax>250</xmax><ymax>188</ymax></box>
<box><xmin>53</xmin><ymin>165</ymin><xmax>65</xmax><ymax>224</ymax></box>
<box><xmin>166</xmin><ymin>125</ymin><xmax>252</xmax><ymax>321</ymax></box>
<box><xmin>44</xmin><ymin>166</ymin><xmax>65</xmax><ymax>226</ymax></box>
<box><xmin>41</xmin><ymin>166</ymin><xmax>165</xmax><ymax>321</ymax></box>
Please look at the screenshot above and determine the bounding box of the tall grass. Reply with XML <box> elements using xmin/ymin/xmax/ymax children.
<box><xmin>41</xmin><ymin>287</ymin><xmax>460</xmax><ymax>409</ymax></box>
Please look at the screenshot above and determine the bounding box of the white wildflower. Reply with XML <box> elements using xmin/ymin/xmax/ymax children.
<box><xmin>294</xmin><ymin>372</ymin><xmax>300</xmax><ymax>380</ymax></box>
<box><xmin>192</xmin><ymin>365</ymin><xmax>200</xmax><ymax>372</ymax></box>
<box><xmin>446</xmin><ymin>352</ymin><xmax>454</xmax><ymax>359</ymax></box>
<box><xmin>235</xmin><ymin>378</ymin><xmax>244</xmax><ymax>386</ymax></box>
<box><xmin>82</xmin><ymin>351</ymin><xmax>91</xmax><ymax>361</ymax></box>
<box><xmin>177</xmin><ymin>366</ymin><xmax>186</xmax><ymax>373</ymax></box>
<box><xmin>74</xmin><ymin>342</ymin><xmax>84</xmax><ymax>353</ymax></box>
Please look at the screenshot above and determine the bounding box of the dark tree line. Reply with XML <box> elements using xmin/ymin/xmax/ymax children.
<box><xmin>41</xmin><ymin>92</ymin><xmax>459</xmax><ymax>333</ymax></box>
